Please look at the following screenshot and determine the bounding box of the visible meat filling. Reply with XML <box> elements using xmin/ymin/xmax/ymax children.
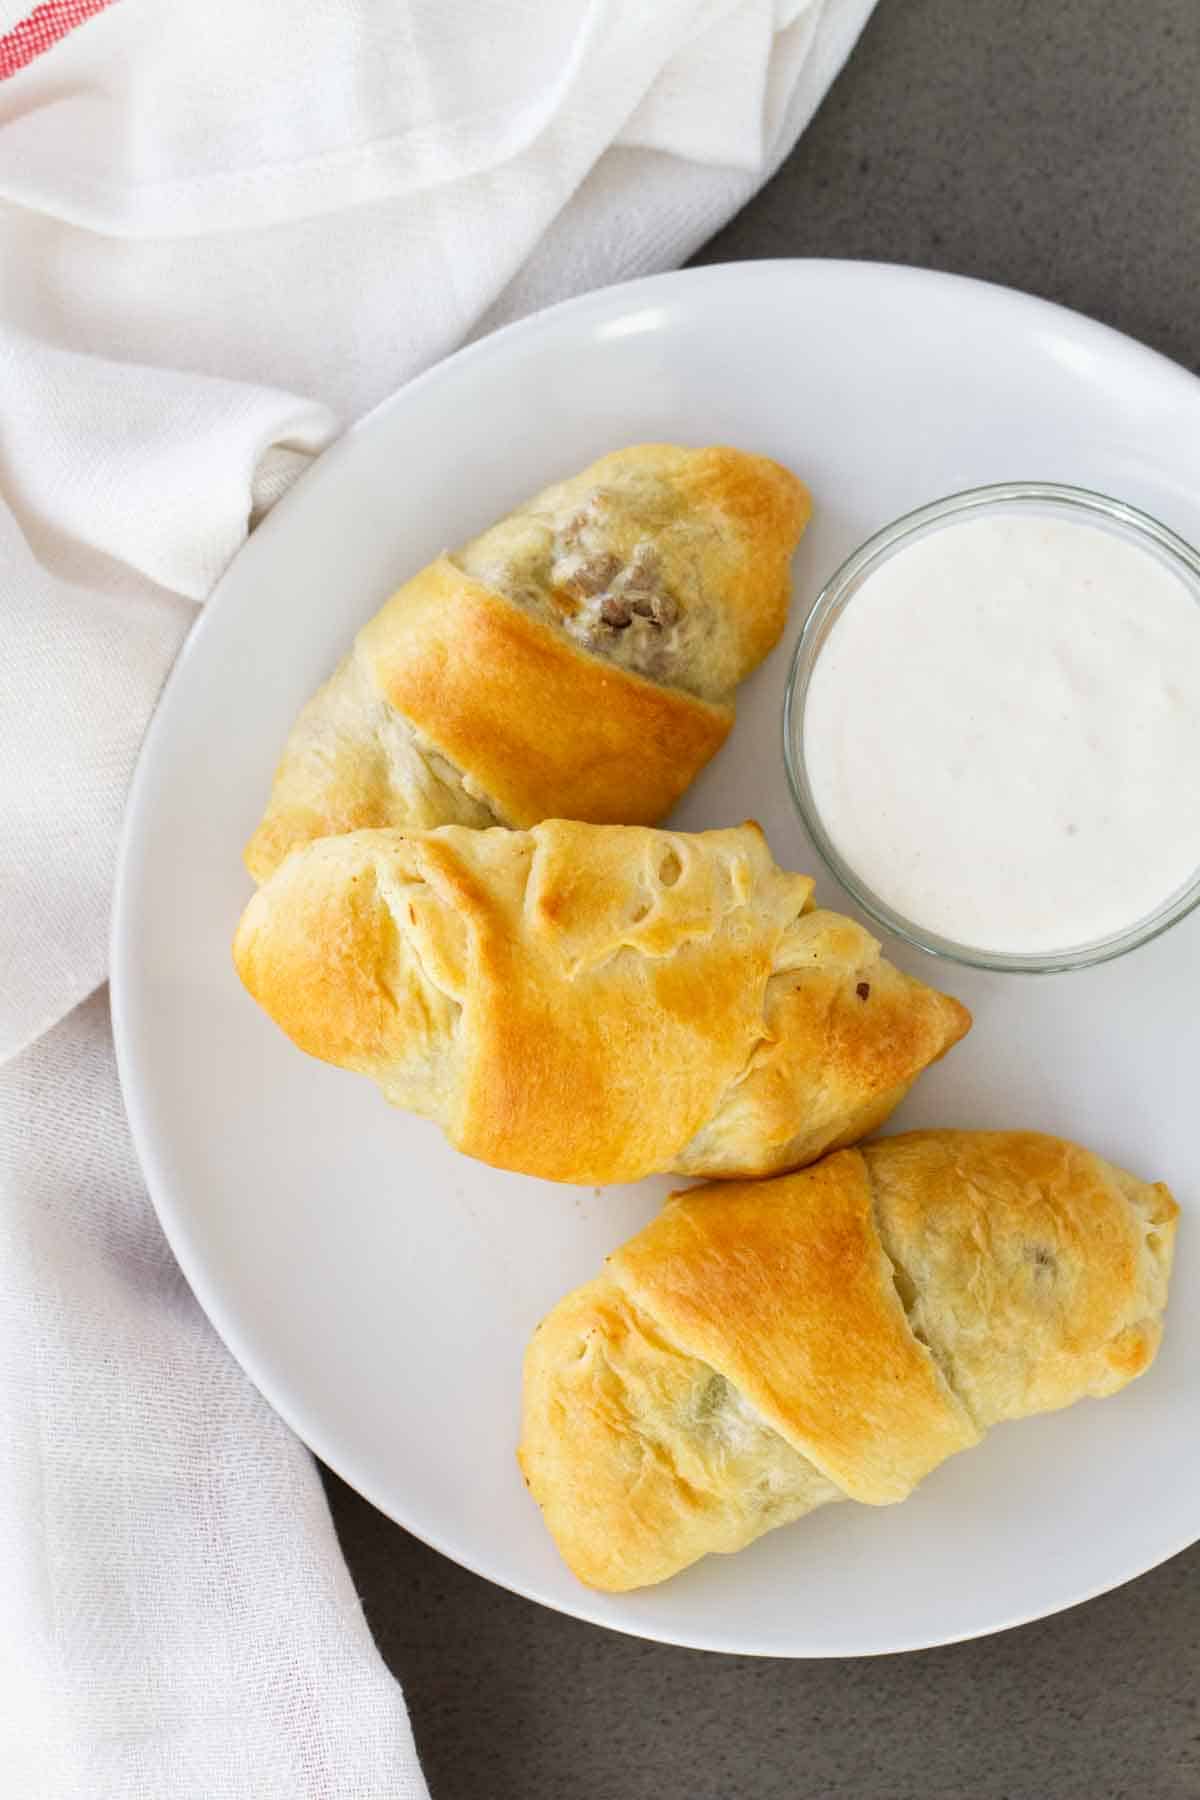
<box><xmin>455</xmin><ymin>473</ymin><xmax>732</xmax><ymax>700</ymax></box>
<box><xmin>560</xmin><ymin>551</ymin><xmax>621</xmax><ymax>600</ymax></box>
<box><xmin>550</xmin><ymin>508</ymin><xmax>685</xmax><ymax>677</ymax></box>
<box><xmin>600</xmin><ymin>596</ymin><xmax>633</xmax><ymax>630</ymax></box>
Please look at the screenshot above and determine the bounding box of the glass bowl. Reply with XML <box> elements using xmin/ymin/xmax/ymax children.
<box><xmin>782</xmin><ymin>481</ymin><xmax>1200</xmax><ymax>974</ymax></box>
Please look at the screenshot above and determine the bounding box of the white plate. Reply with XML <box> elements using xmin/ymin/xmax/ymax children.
<box><xmin>112</xmin><ymin>262</ymin><xmax>1200</xmax><ymax>1656</ymax></box>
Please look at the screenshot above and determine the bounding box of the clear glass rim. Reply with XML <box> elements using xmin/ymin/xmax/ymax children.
<box><xmin>782</xmin><ymin>481</ymin><xmax>1200</xmax><ymax>975</ymax></box>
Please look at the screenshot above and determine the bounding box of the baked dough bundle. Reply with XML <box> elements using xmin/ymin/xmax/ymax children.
<box><xmin>233</xmin><ymin>819</ymin><xmax>970</xmax><ymax>1185</ymax></box>
<box><xmin>245</xmin><ymin>444</ymin><xmax>810</xmax><ymax>883</ymax></box>
<box><xmin>520</xmin><ymin>1130</ymin><xmax>1178</xmax><ymax>1590</ymax></box>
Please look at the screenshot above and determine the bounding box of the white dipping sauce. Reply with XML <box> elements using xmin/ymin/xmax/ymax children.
<box><xmin>803</xmin><ymin>512</ymin><xmax>1200</xmax><ymax>954</ymax></box>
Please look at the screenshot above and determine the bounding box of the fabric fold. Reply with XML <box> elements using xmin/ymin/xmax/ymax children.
<box><xmin>0</xmin><ymin>1</ymin><xmax>875</xmax><ymax>1792</ymax></box>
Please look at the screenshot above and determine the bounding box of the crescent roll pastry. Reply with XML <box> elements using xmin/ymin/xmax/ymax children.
<box><xmin>244</xmin><ymin>444</ymin><xmax>810</xmax><ymax>883</ymax></box>
<box><xmin>233</xmin><ymin>819</ymin><xmax>970</xmax><ymax>1185</ymax></box>
<box><xmin>519</xmin><ymin>1131</ymin><xmax>1178</xmax><ymax>1590</ymax></box>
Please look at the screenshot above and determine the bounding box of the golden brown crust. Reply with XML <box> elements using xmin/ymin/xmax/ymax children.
<box><xmin>467</xmin><ymin>442</ymin><xmax>809</xmax><ymax>695</ymax></box>
<box><xmin>245</xmin><ymin>444</ymin><xmax>810</xmax><ymax>883</ymax></box>
<box><xmin>519</xmin><ymin>1131</ymin><xmax>1177</xmax><ymax>1590</ymax></box>
<box><xmin>241</xmin><ymin>631</ymin><xmax>502</xmax><ymax>887</ymax></box>
<box><xmin>863</xmin><ymin>1131</ymin><xmax>1179</xmax><ymax>1426</ymax></box>
<box><xmin>673</xmin><ymin>909</ymin><xmax>971</xmax><ymax>1175</ymax></box>
<box><xmin>611</xmin><ymin>1155</ymin><xmax>979</xmax><ymax>1504</ymax></box>
<box><xmin>363</xmin><ymin>558</ymin><xmax>732</xmax><ymax>833</ymax></box>
<box><xmin>519</xmin><ymin>1278</ymin><xmax>841</xmax><ymax>1592</ymax></box>
<box><xmin>233</xmin><ymin>820</ymin><xmax>970</xmax><ymax>1184</ymax></box>
<box><xmin>232</xmin><ymin>831</ymin><xmax>471</xmax><ymax>1122</ymax></box>
<box><xmin>653</xmin><ymin>442</ymin><xmax>809</xmax><ymax>678</ymax></box>
<box><xmin>453</xmin><ymin>820</ymin><xmax>796</xmax><ymax>1182</ymax></box>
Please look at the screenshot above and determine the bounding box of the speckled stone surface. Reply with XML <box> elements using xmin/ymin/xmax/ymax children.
<box><xmin>696</xmin><ymin>0</ymin><xmax>1200</xmax><ymax>376</ymax></box>
<box><xmin>321</xmin><ymin>4</ymin><xmax>1200</xmax><ymax>1794</ymax></box>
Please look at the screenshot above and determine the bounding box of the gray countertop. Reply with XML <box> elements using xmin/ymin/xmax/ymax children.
<box><xmin>320</xmin><ymin>4</ymin><xmax>1200</xmax><ymax>1794</ymax></box>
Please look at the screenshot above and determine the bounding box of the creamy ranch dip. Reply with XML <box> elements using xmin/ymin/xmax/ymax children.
<box><xmin>802</xmin><ymin>512</ymin><xmax>1200</xmax><ymax>955</ymax></box>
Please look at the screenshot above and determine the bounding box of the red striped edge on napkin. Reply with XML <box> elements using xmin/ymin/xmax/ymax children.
<box><xmin>0</xmin><ymin>0</ymin><xmax>115</xmax><ymax>79</ymax></box>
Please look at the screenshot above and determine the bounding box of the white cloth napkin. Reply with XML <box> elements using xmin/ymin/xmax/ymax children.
<box><xmin>0</xmin><ymin>2</ymin><xmax>874</xmax><ymax>1793</ymax></box>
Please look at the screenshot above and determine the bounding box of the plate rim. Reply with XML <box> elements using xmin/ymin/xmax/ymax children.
<box><xmin>111</xmin><ymin>257</ymin><xmax>1200</xmax><ymax>1657</ymax></box>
